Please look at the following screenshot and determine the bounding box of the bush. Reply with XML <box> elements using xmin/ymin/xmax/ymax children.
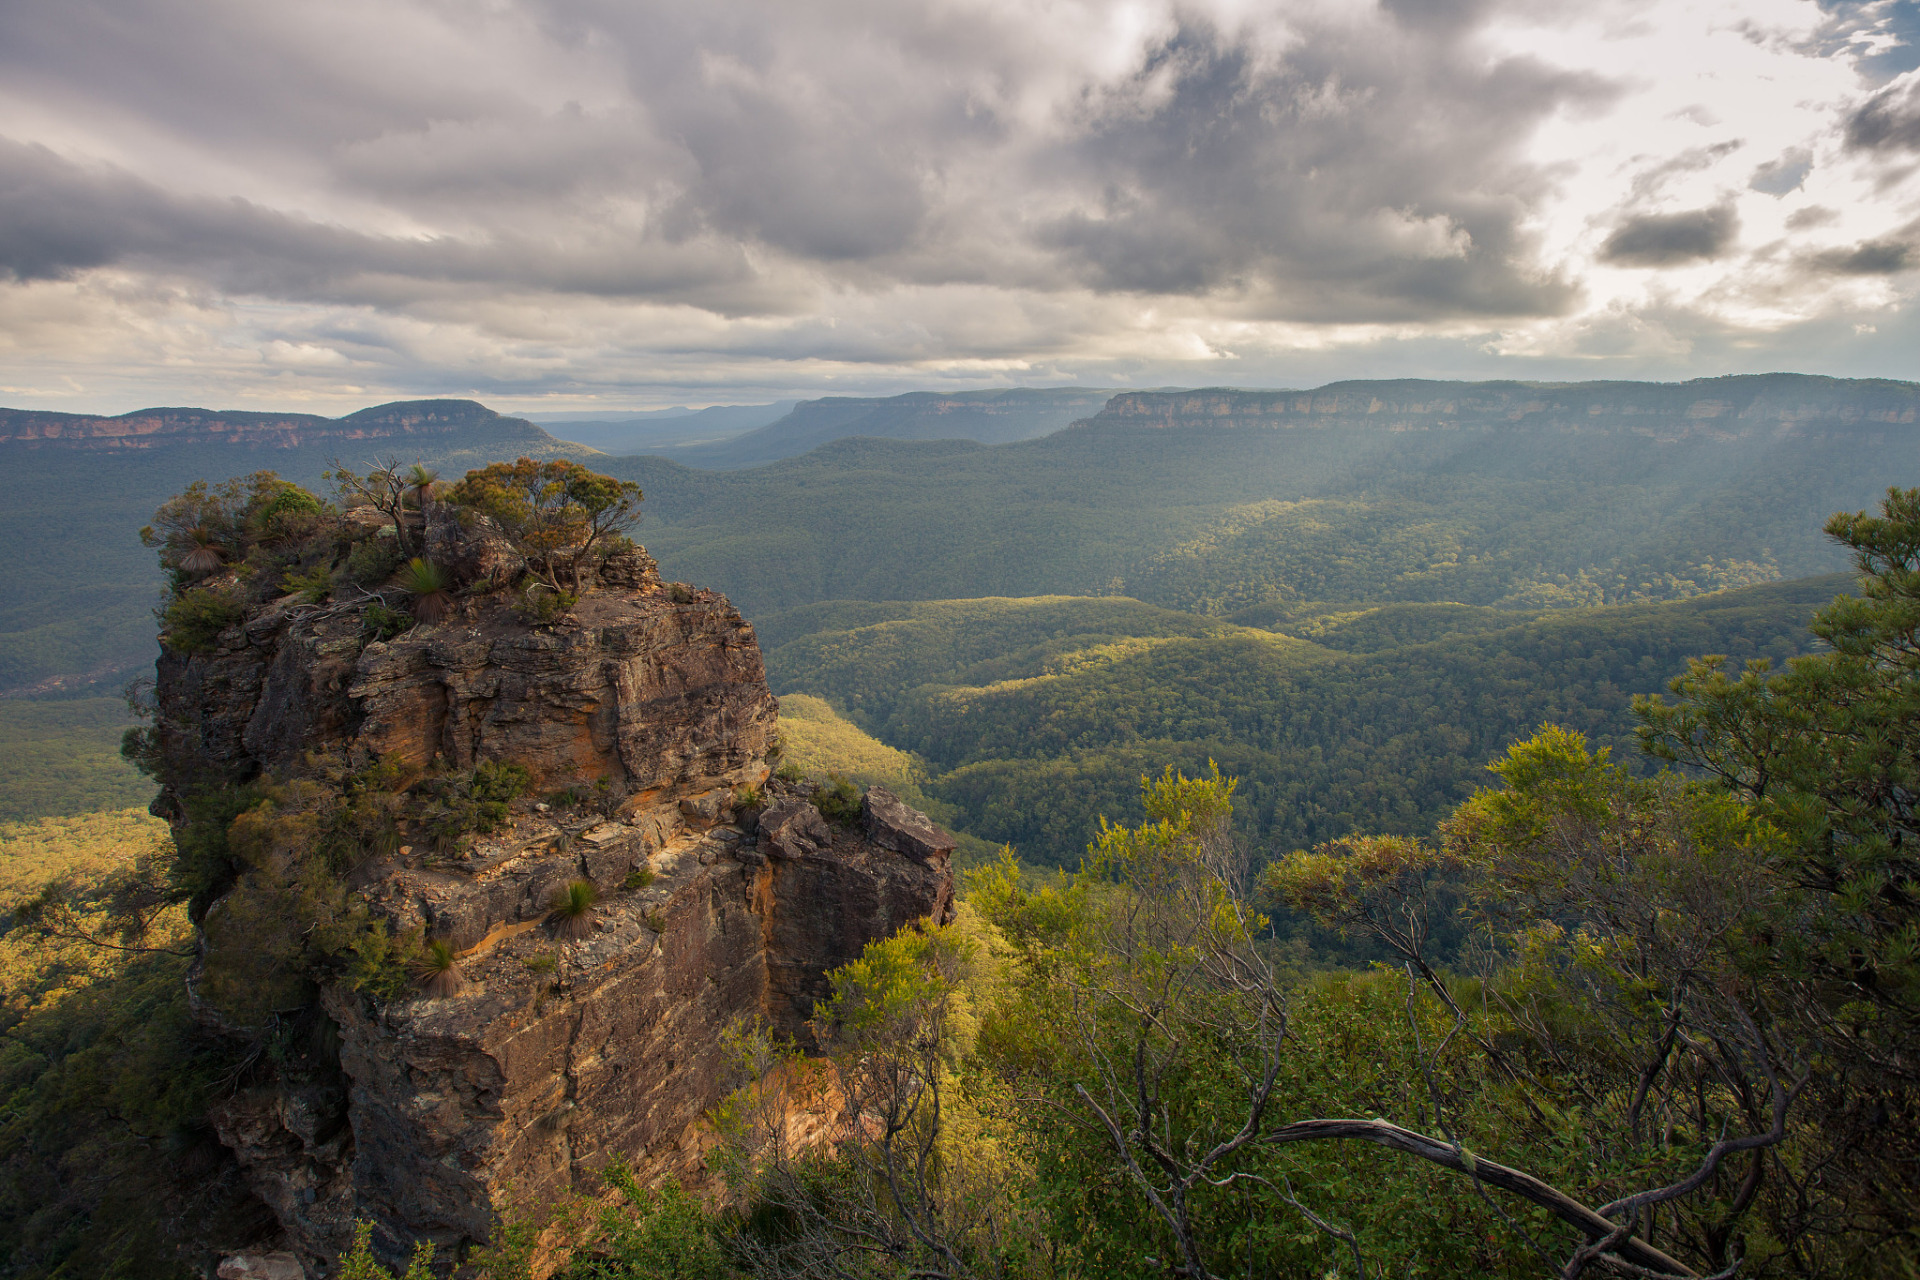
<box><xmin>622</xmin><ymin>867</ymin><xmax>656</xmax><ymax>891</ymax></box>
<box><xmin>514</xmin><ymin>583</ymin><xmax>578</xmax><ymax>625</ymax></box>
<box><xmin>159</xmin><ymin>587</ymin><xmax>246</xmax><ymax>654</ymax></box>
<box><xmin>281</xmin><ymin>563</ymin><xmax>333</xmax><ymax>603</ymax></box>
<box><xmin>362</xmin><ymin>603</ymin><xmax>413</xmax><ymax>640</ymax></box>
<box><xmin>814</xmin><ymin>771</ymin><xmax>862</xmax><ymax>826</ymax></box>
<box><xmin>417</xmin><ymin>761</ymin><xmax>532</xmax><ymax>853</ymax></box>
<box><xmin>344</xmin><ymin>533</ymin><xmax>404</xmax><ymax>587</ymax></box>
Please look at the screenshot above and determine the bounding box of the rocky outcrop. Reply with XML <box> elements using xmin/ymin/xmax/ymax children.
<box><xmin>154</xmin><ymin>507</ymin><xmax>954</xmax><ymax>1271</ymax></box>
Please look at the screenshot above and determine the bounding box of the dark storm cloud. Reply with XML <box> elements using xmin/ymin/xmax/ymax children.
<box><xmin>0</xmin><ymin>137</ymin><xmax>776</xmax><ymax>309</ymax></box>
<box><xmin>1027</xmin><ymin>20</ymin><xmax>1603</xmax><ymax>320</ymax></box>
<box><xmin>1599</xmin><ymin>206</ymin><xmax>1740</xmax><ymax>266</ymax></box>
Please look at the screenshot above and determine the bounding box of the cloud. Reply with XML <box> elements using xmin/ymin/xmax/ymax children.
<box><xmin>1750</xmin><ymin>147</ymin><xmax>1813</xmax><ymax>195</ymax></box>
<box><xmin>1846</xmin><ymin>73</ymin><xmax>1920</xmax><ymax>152</ymax></box>
<box><xmin>1599</xmin><ymin>205</ymin><xmax>1740</xmax><ymax>267</ymax></box>
<box><xmin>0</xmin><ymin>0</ymin><xmax>1915</xmax><ymax>409</ymax></box>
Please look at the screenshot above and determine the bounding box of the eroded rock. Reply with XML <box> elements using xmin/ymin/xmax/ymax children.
<box><xmin>152</xmin><ymin>521</ymin><xmax>954</xmax><ymax>1272</ymax></box>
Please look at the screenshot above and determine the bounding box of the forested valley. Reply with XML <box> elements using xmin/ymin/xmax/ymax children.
<box><xmin>1</xmin><ymin>376</ymin><xmax>1916</xmax><ymax>1278</ymax></box>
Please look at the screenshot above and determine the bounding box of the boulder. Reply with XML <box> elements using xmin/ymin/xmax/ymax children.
<box><xmin>759</xmin><ymin>799</ymin><xmax>833</xmax><ymax>860</ymax></box>
<box><xmin>863</xmin><ymin>785</ymin><xmax>958</xmax><ymax>864</ymax></box>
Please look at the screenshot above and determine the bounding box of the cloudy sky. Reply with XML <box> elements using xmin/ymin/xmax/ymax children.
<box><xmin>3</xmin><ymin>0</ymin><xmax>1918</xmax><ymax>413</ymax></box>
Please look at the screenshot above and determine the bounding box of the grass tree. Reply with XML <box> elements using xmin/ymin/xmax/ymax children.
<box><xmin>549</xmin><ymin>879</ymin><xmax>599</xmax><ymax>941</ymax></box>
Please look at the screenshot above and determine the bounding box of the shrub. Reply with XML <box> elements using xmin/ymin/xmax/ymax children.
<box><xmin>250</xmin><ymin>482</ymin><xmax>326</xmax><ymax>541</ymax></box>
<box><xmin>282</xmin><ymin>563</ymin><xmax>334</xmax><ymax>603</ymax></box>
<box><xmin>734</xmin><ymin>783</ymin><xmax>763</xmax><ymax>810</ymax></box>
<box><xmin>622</xmin><ymin>866</ymin><xmax>656</xmax><ymax>891</ymax></box>
<box><xmin>667</xmin><ymin>582</ymin><xmax>696</xmax><ymax>604</ymax></box>
<box><xmin>644</xmin><ymin>907</ymin><xmax>669</xmax><ymax>933</ymax></box>
<box><xmin>160</xmin><ymin>587</ymin><xmax>246</xmax><ymax>654</ymax></box>
<box><xmin>345</xmin><ymin>533</ymin><xmax>404</xmax><ymax>586</ymax></box>
<box><xmin>524</xmin><ymin>949</ymin><xmax>557</xmax><ymax>975</ymax></box>
<box><xmin>549</xmin><ymin>879</ymin><xmax>600</xmax><ymax>940</ymax></box>
<box><xmin>362</xmin><ymin>603</ymin><xmax>413</xmax><ymax>640</ymax></box>
<box><xmin>775</xmin><ymin>761</ymin><xmax>806</xmax><ymax>783</ymax></box>
<box><xmin>417</xmin><ymin>761</ymin><xmax>531</xmax><ymax>853</ymax></box>
<box><xmin>814</xmin><ymin>771</ymin><xmax>863</xmax><ymax>826</ymax></box>
<box><xmin>513</xmin><ymin>582</ymin><xmax>578</xmax><ymax>625</ymax></box>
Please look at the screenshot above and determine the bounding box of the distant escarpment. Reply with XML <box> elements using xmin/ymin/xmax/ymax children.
<box><xmin>1089</xmin><ymin>373</ymin><xmax>1920</xmax><ymax>441</ymax></box>
<box><xmin>144</xmin><ymin>483</ymin><xmax>953</xmax><ymax>1270</ymax></box>
<box><xmin>0</xmin><ymin>398</ymin><xmax>564</xmax><ymax>451</ymax></box>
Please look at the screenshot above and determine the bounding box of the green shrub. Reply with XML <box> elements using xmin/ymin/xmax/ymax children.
<box><xmin>345</xmin><ymin>533</ymin><xmax>403</xmax><ymax>586</ymax></box>
<box><xmin>416</xmin><ymin>761</ymin><xmax>531</xmax><ymax>853</ymax></box>
<box><xmin>339</xmin><ymin>1220</ymin><xmax>435</xmax><ymax>1280</ymax></box>
<box><xmin>524</xmin><ymin>949</ymin><xmax>557</xmax><ymax>975</ymax></box>
<box><xmin>282</xmin><ymin>563</ymin><xmax>334</xmax><ymax>603</ymax></box>
<box><xmin>159</xmin><ymin>586</ymin><xmax>246</xmax><ymax>654</ymax></box>
<box><xmin>514</xmin><ymin>583</ymin><xmax>578</xmax><ymax>624</ymax></box>
<box><xmin>775</xmin><ymin>761</ymin><xmax>805</xmax><ymax>783</ymax></box>
<box><xmin>622</xmin><ymin>866</ymin><xmax>656</xmax><ymax>891</ymax></box>
<box><xmin>362</xmin><ymin>603</ymin><xmax>413</xmax><ymax>640</ymax></box>
<box><xmin>250</xmin><ymin>483</ymin><xmax>326</xmax><ymax>541</ymax></box>
<box><xmin>813</xmin><ymin>771</ymin><xmax>862</xmax><ymax>826</ymax></box>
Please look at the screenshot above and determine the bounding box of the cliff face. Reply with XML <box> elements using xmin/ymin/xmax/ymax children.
<box><xmin>1088</xmin><ymin>375</ymin><xmax>1920</xmax><ymax>442</ymax></box>
<box><xmin>0</xmin><ymin>398</ymin><xmax>553</xmax><ymax>450</ymax></box>
<box><xmin>152</xmin><ymin>509</ymin><xmax>954</xmax><ymax>1268</ymax></box>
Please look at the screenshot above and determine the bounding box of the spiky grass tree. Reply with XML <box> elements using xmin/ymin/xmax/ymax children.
<box><xmin>414</xmin><ymin>939</ymin><xmax>466</xmax><ymax>998</ymax></box>
<box><xmin>397</xmin><ymin>557</ymin><xmax>454</xmax><ymax>623</ymax></box>
<box><xmin>403</xmin><ymin>463</ymin><xmax>441</xmax><ymax>513</ymax></box>
<box><xmin>548</xmin><ymin>879</ymin><xmax>600</xmax><ymax>941</ymax></box>
<box><xmin>177</xmin><ymin>528</ymin><xmax>225</xmax><ymax>576</ymax></box>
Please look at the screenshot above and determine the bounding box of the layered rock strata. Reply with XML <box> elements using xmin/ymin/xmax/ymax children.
<box><xmin>153</xmin><ymin>522</ymin><xmax>954</xmax><ymax>1269</ymax></box>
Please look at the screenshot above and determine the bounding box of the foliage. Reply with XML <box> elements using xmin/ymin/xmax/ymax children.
<box><xmin>362</xmin><ymin>602</ymin><xmax>414</xmax><ymax>639</ymax></box>
<box><xmin>768</xmin><ymin>577</ymin><xmax>1837</xmax><ymax>868</ymax></box>
<box><xmin>281</xmin><ymin>562</ymin><xmax>334</xmax><ymax>603</ymax></box>
<box><xmin>0</xmin><ymin>700</ymin><xmax>153</xmax><ymax>821</ymax></box>
<box><xmin>1637</xmin><ymin>484</ymin><xmax>1920</xmax><ymax>1243</ymax></box>
<box><xmin>338</xmin><ymin>1220</ymin><xmax>436</xmax><ymax>1280</ymax></box>
<box><xmin>811</xmin><ymin>772</ymin><xmax>862</xmax><ymax>826</ymax></box>
<box><xmin>345</xmin><ymin>531</ymin><xmax>406</xmax><ymax>587</ymax></box>
<box><xmin>446</xmin><ymin>457</ymin><xmax>641</xmax><ymax>591</ymax></box>
<box><xmin>158</xmin><ymin>585</ymin><xmax>246</xmax><ymax>654</ymax></box>
<box><xmin>412</xmin><ymin>938</ymin><xmax>465</xmax><ymax>999</ymax></box>
<box><xmin>559</xmin><ymin>1165</ymin><xmax>739</xmax><ymax>1280</ymax></box>
<box><xmin>512</xmin><ymin>581</ymin><xmax>579</xmax><ymax>624</ymax></box>
<box><xmin>622</xmin><ymin>867</ymin><xmax>656</xmax><ymax>891</ymax></box>
<box><xmin>417</xmin><ymin>759</ymin><xmax>531</xmax><ymax>852</ymax></box>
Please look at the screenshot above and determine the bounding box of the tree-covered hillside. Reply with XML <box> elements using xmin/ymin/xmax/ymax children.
<box><xmin>611</xmin><ymin>381</ymin><xmax>1910</xmax><ymax>618</ymax></box>
<box><xmin>768</xmin><ymin>577</ymin><xmax>1847</xmax><ymax>865</ymax></box>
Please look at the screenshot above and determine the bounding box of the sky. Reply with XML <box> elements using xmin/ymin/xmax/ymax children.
<box><xmin>2</xmin><ymin>0</ymin><xmax>1919</xmax><ymax>414</ymax></box>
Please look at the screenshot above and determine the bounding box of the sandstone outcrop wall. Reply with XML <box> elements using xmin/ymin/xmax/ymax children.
<box><xmin>153</xmin><ymin>512</ymin><xmax>954</xmax><ymax>1270</ymax></box>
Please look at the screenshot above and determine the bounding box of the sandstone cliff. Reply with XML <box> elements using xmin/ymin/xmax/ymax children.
<box><xmin>1085</xmin><ymin>374</ymin><xmax>1920</xmax><ymax>443</ymax></box>
<box><xmin>150</xmin><ymin>503</ymin><xmax>954</xmax><ymax>1270</ymax></box>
